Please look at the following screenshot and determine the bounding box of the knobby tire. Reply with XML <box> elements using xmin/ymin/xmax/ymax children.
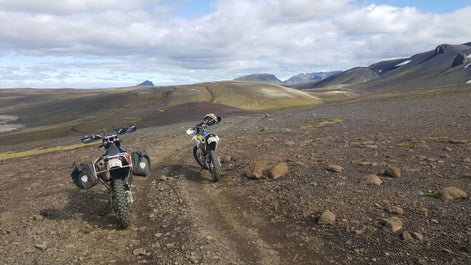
<box><xmin>112</xmin><ymin>179</ymin><xmax>131</xmax><ymax>229</ymax></box>
<box><xmin>193</xmin><ymin>146</ymin><xmax>208</xmax><ymax>169</ymax></box>
<box><xmin>209</xmin><ymin>151</ymin><xmax>221</xmax><ymax>182</ymax></box>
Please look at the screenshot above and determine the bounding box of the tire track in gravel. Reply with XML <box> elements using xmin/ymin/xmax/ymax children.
<box><xmin>179</xmin><ymin>152</ymin><xmax>328</xmax><ymax>264</ymax></box>
<box><xmin>181</xmin><ymin>178</ymin><xmax>284</xmax><ymax>264</ymax></box>
<box><xmin>127</xmin><ymin>115</ymin><xmax>328</xmax><ymax>264</ymax></box>
<box><xmin>174</xmin><ymin>130</ymin><xmax>326</xmax><ymax>264</ymax></box>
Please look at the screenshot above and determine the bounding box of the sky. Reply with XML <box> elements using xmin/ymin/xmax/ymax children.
<box><xmin>0</xmin><ymin>0</ymin><xmax>470</xmax><ymax>89</ymax></box>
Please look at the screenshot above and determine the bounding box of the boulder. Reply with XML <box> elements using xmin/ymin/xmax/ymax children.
<box><xmin>270</xmin><ymin>162</ymin><xmax>289</xmax><ymax>179</ymax></box>
<box><xmin>318</xmin><ymin>210</ymin><xmax>336</xmax><ymax>225</ymax></box>
<box><xmin>245</xmin><ymin>160</ymin><xmax>268</xmax><ymax>179</ymax></box>
<box><xmin>384</xmin><ymin>165</ymin><xmax>401</xmax><ymax>178</ymax></box>
<box><xmin>360</xmin><ymin>174</ymin><xmax>383</xmax><ymax>186</ymax></box>
<box><xmin>440</xmin><ymin>187</ymin><xmax>468</xmax><ymax>201</ymax></box>
<box><xmin>325</xmin><ymin>164</ymin><xmax>344</xmax><ymax>173</ymax></box>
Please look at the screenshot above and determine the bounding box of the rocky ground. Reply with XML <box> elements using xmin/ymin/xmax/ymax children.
<box><xmin>0</xmin><ymin>87</ymin><xmax>470</xmax><ymax>265</ymax></box>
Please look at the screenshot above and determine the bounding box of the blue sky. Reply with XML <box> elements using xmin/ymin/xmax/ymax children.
<box><xmin>364</xmin><ymin>0</ymin><xmax>470</xmax><ymax>13</ymax></box>
<box><xmin>176</xmin><ymin>0</ymin><xmax>215</xmax><ymax>17</ymax></box>
<box><xmin>0</xmin><ymin>0</ymin><xmax>470</xmax><ymax>88</ymax></box>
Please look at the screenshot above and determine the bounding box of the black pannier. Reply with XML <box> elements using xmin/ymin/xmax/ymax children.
<box><xmin>71</xmin><ymin>161</ymin><xmax>99</xmax><ymax>189</ymax></box>
<box><xmin>131</xmin><ymin>150</ymin><xmax>151</xmax><ymax>177</ymax></box>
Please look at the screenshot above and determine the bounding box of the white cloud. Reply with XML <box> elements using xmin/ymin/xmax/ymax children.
<box><xmin>0</xmin><ymin>0</ymin><xmax>470</xmax><ymax>88</ymax></box>
<box><xmin>0</xmin><ymin>0</ymin><xmax>158</xmax><ymax>14</ymax></box>
<box><xmin>337</xmin><ymin>4</ymin><xmax>421</xmax><ymax>34</ymax></box>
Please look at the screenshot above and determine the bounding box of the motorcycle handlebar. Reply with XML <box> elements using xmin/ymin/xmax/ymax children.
<box><xmin>186</xmin><ymin>123</ymin><xmax>211</xmax><ymax>135</ymax></box>
<box><xmin>114</xmin><ymin>125</ymin><xmax>137</xmax><ymax>135</ymax></box>
<box><xmin>81</xmin><ymin>134</ymin><xmax>102</xmax><ymax>144</ymax></box>
<box><xmin>81</xmin><ymin>124</ymin><xmax>136</xmax><ymax>143</ymax></box>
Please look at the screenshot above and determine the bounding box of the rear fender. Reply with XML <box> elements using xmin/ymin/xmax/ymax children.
<box><xmin>108</xmin><ymin>153</ymin><xmax>133</xmax><ymax>180</ymax></box>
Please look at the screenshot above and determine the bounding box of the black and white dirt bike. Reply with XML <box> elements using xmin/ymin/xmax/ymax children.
<box><xmin>186</xmin><ymin>119</ymin><xmax>222</xmax><ymax>182</ymax></box>
<box><xmin>71</xmin><ymin>125</ymin><xmax>151</xmax><ymax>229</ymax></box>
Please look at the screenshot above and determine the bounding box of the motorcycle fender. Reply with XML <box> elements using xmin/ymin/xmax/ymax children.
<box><xmin>206</xmin><ymin>136</ymin><xmax>219</xmax><ymax>151</ymax></box>
<box><xmin>207</xmin><ymin>135</ymin><xmax>219</xmax><ymax>144</ymax></box>
<box><xmin>206</xmin><ymin>135</ymin><xmax>219</xmax><ymax>151</ymax></box>
<box><xmin>109</xmin><ymin>154</ymin><xmax>132</xmax><ymax>180</ymax></box>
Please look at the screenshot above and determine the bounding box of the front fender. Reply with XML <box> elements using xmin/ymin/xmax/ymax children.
<box><xmin>206</xmin><ymin>135</ymin><xmax>219</xmax><ymax>151</ymax></box>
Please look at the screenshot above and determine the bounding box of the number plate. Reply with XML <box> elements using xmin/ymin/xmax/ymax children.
<box><xmin>108</xmin><ymin>158</ymin><xmax>122</xmax><ymax>168</ymax></box>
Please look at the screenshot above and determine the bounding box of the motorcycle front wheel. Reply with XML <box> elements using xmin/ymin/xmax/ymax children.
<box><xmin>208</xmin><ymin>151</ymin><xmax>221</xmax><ymax>182</ymax></box>
<box><xmin>112</xmin><ymin>179</ymin><xmax>131</xmax><ymax>229</ymax></box>
<box><xmin>193</xmin><ymin>146</ymin><xmax>208</xmax><ymax>169</ymax></box>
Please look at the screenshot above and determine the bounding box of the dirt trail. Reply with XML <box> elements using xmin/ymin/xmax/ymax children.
<box><xmin>178</xmin><ymin>155</ymin><xmax>323</xmax><ymax>265</ymax></box>
<box><xmin>183</xmin><ymin>180</ymin><xmax>281</xmax><ymax>264</ymax></box>
<box><xmin>132</xmin><ymin>117</ymin><xmax>326</xmax><ymax>264</ymax></box>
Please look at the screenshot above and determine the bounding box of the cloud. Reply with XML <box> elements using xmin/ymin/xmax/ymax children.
<box><xmin>0</xmin><ymin>0</ymin><xmax>470</xmax><ymax>88</ymax></box>
<box><xmin>0</xmin><ymin>0</ymin><xmax>157</xmax><ymax>14</ymax></box>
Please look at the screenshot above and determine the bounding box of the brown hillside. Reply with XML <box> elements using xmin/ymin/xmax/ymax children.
<box><xmin>0</xmin><ymin>82</ymin><xmax>320</xmax><ymax>146</ymax></box>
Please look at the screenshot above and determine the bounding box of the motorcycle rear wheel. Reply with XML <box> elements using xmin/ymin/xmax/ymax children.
<box><xmin>112</xmin><ymin>179</ymin><xmax>131</xmax><ymax>229</ymax></box>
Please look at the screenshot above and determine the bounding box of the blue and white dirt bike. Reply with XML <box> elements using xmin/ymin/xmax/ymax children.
<box><xmin>186</xmin><ymin>117</ymin><xmax>222</xmax><ymax>182</ymax></box>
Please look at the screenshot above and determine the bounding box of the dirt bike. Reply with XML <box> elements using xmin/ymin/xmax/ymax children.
<box><xmin>186</xmin><ymin>120</ymin><xmax>222</xmax><ymax>182</ymax></box>
<box><xmin>71</xmin><ymin>125</ymin><xmax>151</xmax><ymax>229</ymax></box>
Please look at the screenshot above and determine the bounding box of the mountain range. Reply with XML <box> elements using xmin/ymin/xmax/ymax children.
<box><xmin>233</xmin><ymin>42</ymin><xmax>471</xmax><ymax>93</ymax></box>
<box><xmin>233</xmin><ymin>72</ymin><xmax>340</xmax><ymax>86</ymax></box>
